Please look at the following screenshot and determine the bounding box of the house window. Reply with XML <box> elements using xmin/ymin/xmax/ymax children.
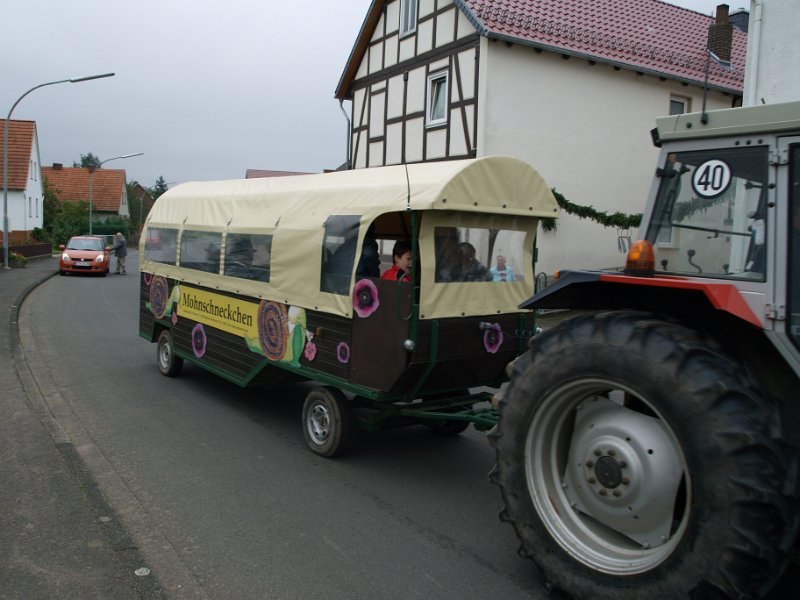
<box><xmin>400</xmin><ymin>0</ymin><xmax>417</xmax><ymax>37</ymax></box>
<box><xmin>670</xmin><ymin>96</ymin><xmax>690</xmax><ymax>115</ymax></box>
<box><xmin>427</xmin><ymin>71</ymin><xmax>448</xmax><ymax>127</ymax></box>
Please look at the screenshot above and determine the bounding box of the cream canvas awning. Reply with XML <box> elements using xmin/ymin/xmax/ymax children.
<box><xmin>142</xmin><ymin>156</ymin><xmax>559</xmax><ymax>317</ymax></box>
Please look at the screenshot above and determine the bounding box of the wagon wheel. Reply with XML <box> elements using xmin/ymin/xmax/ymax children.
<box><xmin>156</xmin><ymin>329</ymin><xmax>183</xmax><ymax>377</ymax></box>
<box><xmin>302</xmin><ymin>387</ymin><xmax>354</xmax><ymax>457</ymax></box>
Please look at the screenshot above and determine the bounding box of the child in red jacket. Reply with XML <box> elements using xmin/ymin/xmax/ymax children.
<box><xmin>381</xmin><ymin>240</ymin><xmax>412</xmax><ymax>282</ymax></box>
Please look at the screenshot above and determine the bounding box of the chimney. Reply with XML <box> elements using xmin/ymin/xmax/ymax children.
<box><xmin>53</xmin><ymin>163</ymin><xmax>63</xmax><ymax>170</ymax></box>
<box><xmin>729</xmin><ymin>8</ymin><xmax>749</xmax><ymax>33</ymax></box>
<box><xmin>707</xmin><ymin>4</ymin><xmax>733</xmax><ymax>61</ymax></box>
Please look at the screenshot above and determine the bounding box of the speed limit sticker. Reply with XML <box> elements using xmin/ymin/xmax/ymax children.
<box><xmin>692</xmin><ymin>159</ymin><xmax>731</xmax><ymax>198</ymax></box>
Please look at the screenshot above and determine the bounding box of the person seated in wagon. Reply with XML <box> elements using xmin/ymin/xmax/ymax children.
<box><xmin>381</xmin><ymin>240</ymin><xmax>412</xmax><ymax>282</ymax></box>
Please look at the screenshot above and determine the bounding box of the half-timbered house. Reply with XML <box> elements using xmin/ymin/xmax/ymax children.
<box><xmin>335</xmin><ymin>0</ymin><xmax>748</xmax><ymax>274</ymax></box>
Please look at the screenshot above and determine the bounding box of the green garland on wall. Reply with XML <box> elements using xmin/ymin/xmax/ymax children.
<box><xmin>541</xmin><ymin>189</ymin><xmax>642</xmax><ymax>233</ymax></box>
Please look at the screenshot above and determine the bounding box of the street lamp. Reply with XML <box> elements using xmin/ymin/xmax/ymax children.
<box><xmin>88</xmin><ymin>152</ymin><xmax>143</xmax><ymax>235</ymax></box>
<box><xmin>3</xmin><ymin>72</ymin><xmax>114</xmax><ymax>269</ymax></box>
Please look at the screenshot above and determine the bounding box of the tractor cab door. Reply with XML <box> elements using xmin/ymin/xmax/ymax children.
<box><xmin>782</xmin><ymin>140</ymin><xmax>800</xmax><ymax>356</ymax></box>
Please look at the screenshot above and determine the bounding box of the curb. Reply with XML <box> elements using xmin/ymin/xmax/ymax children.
<box><xmin>11</xmin><ymin>269</ymin><xmax>208</xmax><ymax>599</ymax></box>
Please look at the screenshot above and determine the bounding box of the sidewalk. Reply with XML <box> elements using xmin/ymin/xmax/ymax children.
<box><xmin>0</xmin><ymin>256</ymin><xmax>158</xmax><ymax>599</ymax></box>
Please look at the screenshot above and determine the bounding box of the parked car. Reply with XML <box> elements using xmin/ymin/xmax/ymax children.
<box><xmin>59</xmin><ymin>235</ymin><xmax>111</xmax><ymax>276</ymax></box>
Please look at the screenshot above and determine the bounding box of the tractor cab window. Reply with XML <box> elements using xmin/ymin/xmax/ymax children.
<box><xmin>646</xmin><ymin>146</ymin><xmax>769</xmax><ymax>281</ymax></box>
<box><xmin>789</xmin><ymin>144</ymin><xmax>800</xmax><ymax>350</ymax></box>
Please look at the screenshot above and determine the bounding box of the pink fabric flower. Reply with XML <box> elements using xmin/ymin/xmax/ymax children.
<box><xmin>483</xmin><ymin>323</ymin><xmax>503</xmax><ymax>354</ymax></box>
<box><xmin>192</xmin><ymin>323</ymin><xmax>207</xmax><ymax>358</ymax></box>
<box><xmin>304</xmin><ymin>341</ymin><xmax>317</xmax><ymax>361</ymax></box>
<box><xmin>353</xmin><ymin>279</ymin><xmax>380</xmax><ymax>318</ymax></box>
<box><xmin>337</xmin><ymin>341</ymin><xmax>350</xmax><ymax>364</ymax></box>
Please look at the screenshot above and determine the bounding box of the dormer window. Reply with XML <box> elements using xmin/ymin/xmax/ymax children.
<box><xmin>427</xmin><ymin>71</ymin><xmax>448</xmax><ymax>127</ymax></box>
<box><xmin>400</xmin><ymin>0</ymin><xmax>418</xmax><ymax>37</ymax></box>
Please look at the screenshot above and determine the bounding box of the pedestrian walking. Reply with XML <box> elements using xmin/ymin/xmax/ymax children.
<box><xmin>114</xmin><ymin>232</ymin><xmax>128</xmax><ymax>274</ymax></box>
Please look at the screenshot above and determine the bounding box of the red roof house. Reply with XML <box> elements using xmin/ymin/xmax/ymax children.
<box><xmin>42</xmin><ymin>164</ymin><xmax>129</xmax><ymax>219</ymax></box>
<box><xmin>0</xmin><ymin>119</ymin><xmax>44</xmax><ymax>244</ymax></box>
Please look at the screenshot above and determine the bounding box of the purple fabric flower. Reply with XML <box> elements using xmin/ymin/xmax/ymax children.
<box><xmin>171</xmin><ymin>312</ymin><xmax>178</xmax><ymax>325</ymax></box>
<box><xmin>149</xmin><ymin>276</ymin><xmax>169</xmax><ymax>319</ymax></box>
<box><xmin>483</xmin><ymin>323</ymin><xmax>503</xmax><ymax>354</ymax></box>
<box><xmin>304</xmin><ymin>341</ymin><xmax>317</xmax><ymax>361</ymax></box>
<box><xmin>192</xmin><ymin>323</ymin><xmax>207</xmax><ymax>358</ymax></box>
<box><xmin>353</xmin><ymin>279</ymin><xmax>380</xmax><ymax>318</ymax></box>
<box><xmin>337</xmin><ymin>341</ymin><xmax>350</xmax><ymax>364</ymax></box>
<box><xmin>143</xmin><ymin>272</ymin><xmax>152</xmax><ymax>286</ymax></box>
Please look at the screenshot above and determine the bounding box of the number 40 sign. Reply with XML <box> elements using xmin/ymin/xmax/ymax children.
<box><xmin>692</xmin><ymin>159</ymin><xmax>732</xmax><ymax>198</ymax></box>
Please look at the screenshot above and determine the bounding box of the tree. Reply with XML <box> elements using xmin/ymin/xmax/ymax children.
<box><xmin>50</xmin><ymin>200</ymin><xmax>91</xmax><ymax>244</ymax></box>
<box><xmin>151</xmin><ymin>176</ymin><xmax>169</xmax><ymax>199</ymax></box>
<box><xmin>41</xmin><ymin>177</ymin><xmax>61</xmax><ymax>238</ymax></box>
<box><xmin>127</xmin><ymin>181</ymin><xmax>145</xmax><ymax>232</ymax></box>
<box><xmin>73</xmin><ymin>152</ymin><xmax>102</xmax><ymax>169</ymax></box>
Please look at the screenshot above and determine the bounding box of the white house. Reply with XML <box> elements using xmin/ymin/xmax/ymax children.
<box><xmin>335</xmin><ymin>0</ymin><xmax>748</xmax><ymax>275</ymax></box>
<box><xmin>0</xmin><ymin>119</ymin><xmax>44</xmax><ymax>245</ymax></box>
<box><xmin>743</xmin><ymin>0</ymin><xmax>800</xmax><ymax>106</ymax></box>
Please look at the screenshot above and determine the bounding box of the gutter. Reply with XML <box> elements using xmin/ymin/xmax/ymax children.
<box><xmin>744</xmin><ymin>0</ymin><xmax>763</xmax><ymax>106</ymax></box>
<box><xmin>485</xmin><ymin>31</ymin><xmax>743</xmax><ymax>96</ymax></box>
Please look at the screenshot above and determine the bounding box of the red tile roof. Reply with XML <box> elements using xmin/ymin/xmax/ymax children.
<box><xmin>42</xmin><ymin>166</ymin><xmax>127</xmax><ymax>212</ymax></box>
<box><xmin>336</xmin><ymin>0</ymin><xmax>746</xmax><ymax>99</ymax></box>
<box><xmin>0</xmin><ymin>119</ymin><xmax>37</xmax><ymax>191</ymax></box>
<box><xmin>457</xmin><ymin>0</ymin><xmax>745</xmax><ymax>91</ymax></box>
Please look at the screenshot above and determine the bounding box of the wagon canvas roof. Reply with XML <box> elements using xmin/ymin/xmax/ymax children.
<box><xmin>147</xmin><ymin>156</ymin><xmax>558</xmax><ymax>229</ymax></box>
<box><xmin>144</xmin><ymin>156</ymin><xmax>557</xmax><ymax>318</ymax></box>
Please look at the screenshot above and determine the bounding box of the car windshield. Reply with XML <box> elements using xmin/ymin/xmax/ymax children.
<box><xmin>67</xmin><ymin>238</ymin><xmax>104</xmax><ymax>251</ymax></box>
<box><xmin>645</xmin><ymin>146</ymin><xmax>769</xmax><ymax>280</ymax></box>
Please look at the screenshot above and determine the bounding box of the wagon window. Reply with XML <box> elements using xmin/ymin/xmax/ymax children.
<box><xmin>223</xmin><ymin>233</ymin><xmax>272</xmax><ymax>282</ymax></box>
<box><xmin>434</xmin><ymin>226</ymin><xmax>527</xmax><ymax>283</ymax></box>
<box><xmin>180</xmin><ymin>230</ymin><xmax>222</xmax><ymax>274</ymax></box>
<box><xmin>143</xmin><ymin>227</ymin><xmax>178</xmax><ymax>265</ymax></box>
<box><xmin>321</xmin><ymin>215</ymin><xmax>362</xmax><ymax>295</ymax></box>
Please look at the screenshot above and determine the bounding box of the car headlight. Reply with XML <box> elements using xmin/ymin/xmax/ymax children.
<box><xmin>62</xmin><ymin>253</ymin><xmax>71</xmax><ymax>261</ymax></box>
<box><xmin>95</xmin><ymin>254</ymin><xmax>105</xmax><ymax>262</ymax></box>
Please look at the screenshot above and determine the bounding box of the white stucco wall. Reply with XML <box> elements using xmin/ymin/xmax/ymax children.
<box><xmin>743</xmin><ymin>0</ymin><xmax>799</xmax><ymax>105</ymax></box>
<box><xmin>477</xmin><ymin>39</ymin><xmax>736</xmax><ymax>276</ymax></box>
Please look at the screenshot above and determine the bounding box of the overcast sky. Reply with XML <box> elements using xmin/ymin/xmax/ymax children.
<box><xmin>1</xmin><ymin>0</ymin><xmax>746</xmax><ymax>189</ymax></box>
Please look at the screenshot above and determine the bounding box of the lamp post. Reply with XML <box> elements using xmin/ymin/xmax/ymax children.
<box><xmin>88</xmin><ymin>152</ymin><xmax>143</xmax><ymax>235</ymax></box>
<box><xmin>3</xmin><ymin>72</ymin><xmax>114</xmax><ymax>269</ymax></box>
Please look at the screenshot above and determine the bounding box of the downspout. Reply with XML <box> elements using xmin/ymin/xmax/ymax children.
<box><xmin>745</xmin><ymin>0</ymin><xmax>763</xmax><ymax>107</ymax></box>
<box><xmin>338</xmin><ymin>99</ymin><xmax>351</xmax><ymax>170</ymax></box>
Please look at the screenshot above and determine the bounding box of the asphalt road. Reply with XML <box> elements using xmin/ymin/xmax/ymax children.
<box><xmin>21</xmin><ymin>251</ymin><xmax>549</xmax><ymax>600</ymax></box>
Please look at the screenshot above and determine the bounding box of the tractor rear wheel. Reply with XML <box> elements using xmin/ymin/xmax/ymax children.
<box><xmin>491</xmin><ymin>311</ymin><xmax>798</xmax><ymax>599</ymax></box>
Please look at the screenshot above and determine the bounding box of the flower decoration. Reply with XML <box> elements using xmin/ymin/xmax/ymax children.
<box><xmin>143</xmin><ymin>272</ymin><xmax>152</xmax><ymax>286</ymax></box>
<box><xmin>304</xmin><ymin>341</ymin><xmax>317</xmax><ymax>362</ymax></box>
<box><xmin>336</xmin><ymin>341</ymin><xmax>351</xmax><ymax>364</ymax></box>
<box><xmin>483</xmin><ymin>323</ymin><xmax>504</xmax><ymax>354</ymax></box>
<box><xmin>191</xmin><ymin>323</ymin><xmax>207</xmax><ymax>358</ymax></box>
<box><xmin>149</xmin><ymin>276</ymin><xmax>170</xmax><ymax>319</ymax></box>
<box><xmin>353</xmin><ymin>279</ymin><xmax>380</xmax><ymax>318</ymax></box>
<box><xmin>257</xmin><ymin>301</ymin><xmax>289</xmax><ymax>361</ymax></box>
<box><xmin>171</xmin><ymin>312</ymin><xmax>178</xmax><ymax>326</ymax></box>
